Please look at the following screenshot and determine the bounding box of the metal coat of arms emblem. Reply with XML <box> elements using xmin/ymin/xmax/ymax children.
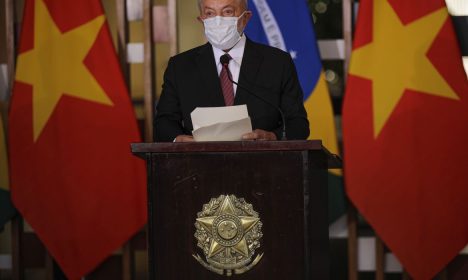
<box><xmin>193</xmin><ymin>194</ymin><xmax>263</xmax><ymax>276</ymax></box>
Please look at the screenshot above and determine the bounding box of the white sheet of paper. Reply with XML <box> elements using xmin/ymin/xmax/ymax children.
<box><xmin>191</xmin><ymin>105</ymin><xmax>252</xmax><ymax>141</ymax></box>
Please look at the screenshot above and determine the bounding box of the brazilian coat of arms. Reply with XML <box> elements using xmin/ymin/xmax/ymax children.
<box><xmin>193</xmin><ymin>194</ymin><xmax>264</xmax><ymax>276</ymax></box>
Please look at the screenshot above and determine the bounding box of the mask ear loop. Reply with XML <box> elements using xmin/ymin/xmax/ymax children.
<box><xmin>237</xmin><ymin>11</ymin><xmax>247</xmax><ymax>35</ymax></box>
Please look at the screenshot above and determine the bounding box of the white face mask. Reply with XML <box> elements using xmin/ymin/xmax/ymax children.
<box><xmin>203</xmin><ymin>12</ymin><xmax>246</xmax><ymax>51</ymax></box>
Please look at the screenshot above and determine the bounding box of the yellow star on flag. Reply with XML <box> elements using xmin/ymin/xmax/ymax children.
<box><xmin>15</xmin><ymin>0</ymin><xmax>113</xmax><ymax>141</ymax></box>
<box><xmin>349</xmin><ymin>0</ymin><xmax>458</xmax><ymax>138</ymax></box>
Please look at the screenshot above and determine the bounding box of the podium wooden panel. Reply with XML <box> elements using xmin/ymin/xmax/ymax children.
<box><xmin>132</xmin><ymin>140</ymin><xmax>339</xmax><ymax>280</ymax></box>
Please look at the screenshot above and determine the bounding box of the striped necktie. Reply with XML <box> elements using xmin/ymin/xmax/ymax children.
<box><xmin>220</xmin><ymin>54</ymin><xmax>235</xmax><ymax>106</ymax></box>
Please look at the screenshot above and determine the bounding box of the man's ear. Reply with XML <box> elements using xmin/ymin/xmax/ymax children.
<box><xmin>244</xmin><ymin>11</ymin><xmax>253</xmax><ymax>21</ymax></box>
<box><xmin>239</xmin><ymin>11</ymin><xmax>252</xmax><ymax>29</ymax></box>
<box><xmin>197</xmin><ymin>16</ymin><xmax>203</xmax><ymax>23</ymax></box>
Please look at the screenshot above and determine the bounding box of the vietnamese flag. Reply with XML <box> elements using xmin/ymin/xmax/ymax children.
<box><xmin>8</xmin><ymin>0</ymin><xmax>146</xmax><ymax>278</ymax></box>
<box><xmin>342</xmin><ymin>0</ymin><xmax>468</xmax><ymax>279</ymax></box>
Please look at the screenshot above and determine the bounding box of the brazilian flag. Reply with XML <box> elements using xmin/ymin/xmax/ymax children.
<box><xmin>245</xmin><ymin>0</ymin><xmax>345</xmax><ymax>223</ymax></box>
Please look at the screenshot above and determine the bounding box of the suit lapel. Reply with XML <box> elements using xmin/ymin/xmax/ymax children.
<box><xmin>235</xmin><ymin>38</ymin><xmax>263</xmax><ymax>105</ymax></box>
<box><xmin>195</xmin><ymin>43</ymin><xmax>225</xmax><ymax>107</ymax></box>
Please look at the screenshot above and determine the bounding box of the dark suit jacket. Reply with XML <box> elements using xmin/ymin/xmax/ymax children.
<box><xmin>153</xmin><ymin>38</ymin><xmax>309</xmax><ymax>142</ymax></box>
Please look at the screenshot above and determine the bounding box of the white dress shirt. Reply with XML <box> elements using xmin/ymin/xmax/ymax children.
<box><xmin>211</xmin><ymin>34</ymin><xmax>246</xmax><ymax>96</ymax></box>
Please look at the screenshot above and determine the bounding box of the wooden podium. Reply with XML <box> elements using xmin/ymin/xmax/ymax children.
<box><xmin>131</xmin><ymin>140</ymin><xmax>340</xmax><ymax>280</ymax></box>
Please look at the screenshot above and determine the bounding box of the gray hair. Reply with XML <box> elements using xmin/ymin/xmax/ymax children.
<box><xmin>197</xmin><ymin>0</ymin><xmax>248</xmax><ymax>11</ymax></box>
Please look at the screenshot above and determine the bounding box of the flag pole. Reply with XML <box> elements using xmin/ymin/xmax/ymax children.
<box><xmin>5</xmin><ymin>0</ymin><xmax>24</xmax><ymax>279</ymax></box>
<box><xmin>143</xmin><ymin>0</ymin><xmax>155</xmax><ymax>142</ymax></box>
<box><xmin>11</xmin><ymin>218</ymin><xmax>24</xmax><ymax>280</ymax></box>
<box><xmin>5</xmin><ymin>0</ymin><xmax>15</xmax><ymax>100</ymax></box>
<box><xmin>342</xmin><ymin>0</ymin><xmax>353</xmax><ymax>81</ymax></box>
<box><xmin>343</xmin><ymin>0</ymin><xmax>358</xmax><ymax>277</ymax></box>
<box><xmin>116</xmin><ymin>0</ymin><xmax>130</xmax><ymax>87</ymax></box>
<box><xmin>167</xmin><ymin>0</ymin><xmax>178</xmax><ymax>57</ymax></box>
<box><xmin>115</xmin><ymin>1</ymin><xmax>136</xmax><ymax>280</ymax></box>
<box><xmin>375</xmin><ymin>236</ymin><xmax>385</xmax><ymax>280</ymax></box>
<box><xmin>347</xmin><ymin>203</ymin><xmax>358</xmax><ymax>280</ymax></box>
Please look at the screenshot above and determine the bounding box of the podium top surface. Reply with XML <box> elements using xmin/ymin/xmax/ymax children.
<box><xmin>131</xmin><ymin>140</ymin><xmax>322</xmax><ymax>153</ymax></box>
<box><xmin>131</xmin><ymin>140</ymin><xmax>342</xmax><ymax>168</ymax></box>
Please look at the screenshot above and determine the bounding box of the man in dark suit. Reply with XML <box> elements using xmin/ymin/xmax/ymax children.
<box><xmin>154</xmin><ymin>0</ymin><xmax>309</xmax><ymax>142</ymax></box>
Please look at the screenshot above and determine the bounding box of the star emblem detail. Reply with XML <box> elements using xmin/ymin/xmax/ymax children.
<box><xmin>196</xmin><ymin>195</ymin><xmax>260</xmax><ymax>258</ymax></box>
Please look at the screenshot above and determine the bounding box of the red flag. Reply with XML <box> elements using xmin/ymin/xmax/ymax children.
<box><xmin>9</xmin><ymin>0</ymin><xmax>146</xmax><ymax>278</ymax></box>
<box><xmin>343</xmin><ymin>0</ymin><xmax>468</xmax><ymax>279</ymax></box>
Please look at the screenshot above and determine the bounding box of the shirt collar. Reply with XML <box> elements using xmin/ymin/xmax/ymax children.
<box><xmin>212</xmin><ymin>34</ymin><xmax>246</xmax><ymax>67</ymax></box>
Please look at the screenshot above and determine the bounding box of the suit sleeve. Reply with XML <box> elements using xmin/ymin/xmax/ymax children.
<box><xmin>273</xmin><ymin>54</ymin><xmax>310</xmax><ymax>140</ymax></box>
<box><xmin>153</xmin><ymin>57</ymin><xmax>187</xmax><ymax>142</ymax></box>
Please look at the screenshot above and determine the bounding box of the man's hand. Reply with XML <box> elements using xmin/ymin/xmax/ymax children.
<box><xmin>242</xmin><ymin>129</ymin><xmax>277</xmax><ymax>141</ymax></box>
<box><xmin>175</xmin><ymin>135</ymin><xmax>194</xmax><ymax>142</ymax></box>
